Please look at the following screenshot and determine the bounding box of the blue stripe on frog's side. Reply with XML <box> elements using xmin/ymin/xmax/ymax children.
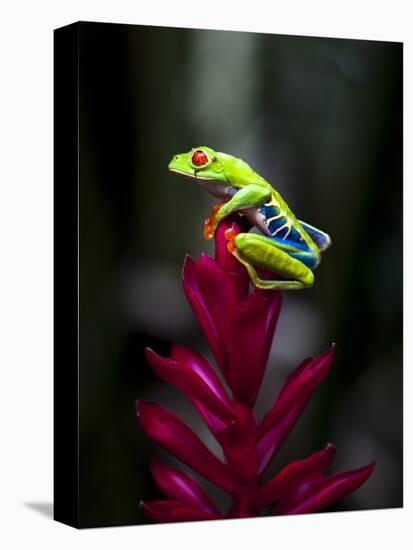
<box><xmin>260</xmin><ymin>204</ymin><xmax>278</xmax><ymax>220</ymax></box>
<box><xmin>267</xmin><ymin>235</ymin><xmax>318</xmax><ymax>268</ymax></box>
<box><xmin>290</xmin><ymin>248</ymin><xmax>319</xmax><ymax>269</ymax></box>
<box><xmin>259</xmin><ymin>204</ymin><xmax>303</xmax><ymax>244</ymax></box>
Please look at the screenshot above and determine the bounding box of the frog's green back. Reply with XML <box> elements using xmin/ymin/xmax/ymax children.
<box><xmin>219</xmin><ymin>151</ymin><xmax>294</xmax><ymax>216</ymax></box>
<box><xmin>219</xmin><ymin>151</ymin><xmax>269</xmax><ymax>188</ymax></box>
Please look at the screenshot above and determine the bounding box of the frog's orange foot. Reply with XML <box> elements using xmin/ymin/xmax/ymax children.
<box><xmin>225</xmin><ymin>227</ymin><xmax>237</xmax><ymax>254</ymax></box>
<box><xmin>203</xmin><ymin>218</ymin><xmax>214</xmax><ymax>240</ymax></box>
<box><xmin>211</xmin><ymin>202</ymin><xmax>224</xmax><ymax>217</ymax></box>
<box><xmin>203</xmin><ymin>202</ymin><xmax>225</xmax><ymax>240</ymax></box>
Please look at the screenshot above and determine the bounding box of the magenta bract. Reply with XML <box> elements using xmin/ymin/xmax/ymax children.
<box><xmin>137</xmin><ymin>215</ymin><xmax>374</xmax><ymax>522</ymax></box>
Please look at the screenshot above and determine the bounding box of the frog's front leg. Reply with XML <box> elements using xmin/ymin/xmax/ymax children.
<box><xmin>204</xmin><ymin>184</ymin><xmax>271</xmax><ymax>240</ymax></box>
<box><xmin>226</xmin><ymin>232</ymin><xmax>316</xmax><ymax>290</ymax></box>
<box><xmin>204</xmin><ymin>202</ymin><xmax>226</xmax><ymax>240</ymax></box>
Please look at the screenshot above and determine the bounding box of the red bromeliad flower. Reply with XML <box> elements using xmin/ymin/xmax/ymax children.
<box><xmin>136</xmin><ymin>215</ymin><xmax>374</xmax><ymax>523</ymax></box>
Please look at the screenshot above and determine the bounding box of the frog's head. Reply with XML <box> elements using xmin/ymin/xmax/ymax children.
<box><xmin>169</xmin><ymin>146</ymin><xmax>225</xmax><ymax>181</ymax></box>
<box><xmin>169</xmin><ymin>146</ymin><xmax>240</xmax><ymax>200</ymax></box>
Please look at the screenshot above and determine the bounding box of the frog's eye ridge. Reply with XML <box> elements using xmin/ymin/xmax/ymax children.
<box><xmin>192</xmin><ymin>150</ymin><xmax>209</xmax><ymax>166</ymax></box>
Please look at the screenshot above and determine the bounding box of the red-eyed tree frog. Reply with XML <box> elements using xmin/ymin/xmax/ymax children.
<box><xmin>169</xmin><ymin>146</ymin><xmax>331</xmax><ymax>290</ymax></box>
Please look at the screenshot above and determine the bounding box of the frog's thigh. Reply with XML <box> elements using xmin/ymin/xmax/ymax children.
<box><xmin>234</xmin><ymin>233</ymin><xmax>314</xmax><ymax>287</ymax></box>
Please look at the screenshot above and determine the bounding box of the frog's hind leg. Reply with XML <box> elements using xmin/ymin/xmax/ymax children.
<box><xmin>231</xmin><ymin>232</ymin><xmax>315</xmax><ymax>290</ymax></box>
<box><xmin>233</xmin><ymin>252</ymin><xmax>306</xmax><ymax>290</ymax></box>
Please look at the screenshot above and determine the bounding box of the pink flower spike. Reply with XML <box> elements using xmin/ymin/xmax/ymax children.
<box><xmin>275</xmin><ymin>462</ymin><xmax>375</xmax><ymax>515</ymax></box>
<box><xmin>151</xmin><ymin>460</ymin><xmax>220</xmax><ymax>515</ymax></box>
<box><xmin>253</xmin><ymin>444</ymin><xmax>336</xmax><ymax>510</ymax></box>
<box><xmin>228</xmin><ymin>290</ymin><xmax>282</xmax><ymax>406</ymax></box>
<box><xmin>216</xmin><ymin>402</ymin><xmax>258</xmax><ymax>485</ymax></box>
<box><xmin>140</xmin><ymin>500</ymin><xmax>221</xmax><ymax>523</ymax></box>
<box><xmin>170</xmin><ymin>345</ymin><xmax>230</xmax><ymax>405</ymax></box>
<box><xmin>137</xmin><ymin>216</ymin><xmax>375</xmax><ymax>522</ymax></box>
<box><xmin>275</xmin><ymin>358</ymin><xmax>314</xmax><ymax>403</ymax></box>
<box><xmin>260</xmin><ymin>345</ymin><xmax>336</xmax><ymax>436</ymax></box>
<box><xmin>214</xmin><ymin>215</ymin><xmax>250</xmax><ymax>301</ymax></box>
<box><xmin>169</xmin><ymin>345</ymin><xmax>233</xmax><ymax>435</ymax></box>
<box><xmin>136</xmin><ymin>401</ymin><xmax>238</xmax><ymax>493</ymax></box>
<box><xmin>191</xmin><ymin>400</ymin><xmax>228</xmax><ymax>437</ymax></box>
<box><xmin>193</xmin><ymin>253</ymin><xmax>239</xmax><ymax>369</ymax></box>
<box><xmin>145</xmin><ymin>347</ymin><xmax>235</xmax><ymax>424</ymax></box>
<box><xmin>182</xmin><ymin>256</ymin><xmax>228</xmax><ymax>374</ymax></box>
<box><xmin>256</xmin><ymin>345</ymin><xmax>336</xmax><ymax>472</ymax></box>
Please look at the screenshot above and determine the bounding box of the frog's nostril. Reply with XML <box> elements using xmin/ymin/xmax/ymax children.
<box><xmin>174</xmin><ymin>156</ymin><xmax>178</xmax><ymax>160</ymax></box>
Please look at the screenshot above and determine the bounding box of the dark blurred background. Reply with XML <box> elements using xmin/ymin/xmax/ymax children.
<box><xmin>78</xmin><ymin>22</ymin><xmax>402</xmax><ymax>527</ymax></box>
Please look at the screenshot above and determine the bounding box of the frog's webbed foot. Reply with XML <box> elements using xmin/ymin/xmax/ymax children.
<box><xmin>203</xmin><ymin>202</ymin><xmax>226</xmax><ymax>240</ymax></box>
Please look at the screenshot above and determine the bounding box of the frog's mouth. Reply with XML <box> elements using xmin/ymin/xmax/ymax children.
<box><xmin>169</xmin><ymin>168</ymin><xmax>235</xmax><ymax>201</ymax></box>
<box><xmin>168</xmin><ymin>168</ymin><xmax>213</xmax><ymax>182</ymax></box>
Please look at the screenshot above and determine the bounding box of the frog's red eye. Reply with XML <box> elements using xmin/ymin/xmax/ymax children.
<box><xmin>192</xmin><ymin>150</ymin><xmax>209</xmax><ymax>166</ymax></box>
